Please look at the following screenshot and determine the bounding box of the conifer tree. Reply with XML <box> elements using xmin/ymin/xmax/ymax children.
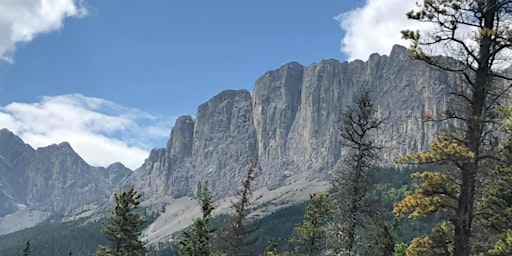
<box><xmin>22</xmin><ymin>240</ymin><xmax>30</xmax><ymax>256</ymax></box>
<box><xmin>290</xmin><ymin>193</ymin><xmax>331</xmax><ymax>256</ymax></box>
<box><xmin>368</xmin><ymin>219</ymin><xmax>395</xmax><ymax>256</ymax></box>
<box><xmin>178</xmin><ymin>182</ymin><xmax>215</xmax><ymax>256</ymax></box>
<box><xmin>94</xmin><ymin>188</ymin><xmax>147</xmax><ymax>256</ymax></box>
<box><xmin>262</xmin><ymin>239</ymin><xmax>278</xmax><ymax>256</ymax></box>
<box><xmin>222</xmin><ymin>159</ymin><xmax>258</xmax><ymax>256</ymax></box>
<box><xmin>473</xmin><ymin>107</ymin><xmax>512</xmax><ymax>254</ymax></box>
<box><xmin>397</xmin><ymin>0</ymin><xmax>512</xmax><ymax>254</ymax></box>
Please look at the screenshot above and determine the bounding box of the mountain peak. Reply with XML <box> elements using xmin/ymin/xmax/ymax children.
<box><xmin>390</xmin><ymin>44</ymin><xmax>408</xmax><ymax>59</ymax></box>
<box><xmin>0</xmin><ymin>128</ymin><xmax>35</xmax><ymax>158</ymax></box>
<box><xmin>281</xmin><ymin>61</ymin><xmax>303</xmax><ymax>69</ymax></box>
<box><xmin>0</xmin><ymin>128</ymin><xmax>20</xmax><ymax>141</ymax></box>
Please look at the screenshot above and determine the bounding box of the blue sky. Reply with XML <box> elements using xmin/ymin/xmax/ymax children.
<box><xmin>0</xmin><ymin>0</ymin><xmax>418</xmax><ymax>168</ymax></box>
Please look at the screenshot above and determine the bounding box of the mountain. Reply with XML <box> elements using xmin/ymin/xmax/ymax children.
<box><xmin>0</xmin><ymin>130</ymin><xmax>131</xmax><ymax>235</ymax></box>
<box><xmin>120</xmin><ymin>45</ymin><xmax>456</xmax><ymax>241</ymax></box>
<box><xmin>127</xmin><ymin>45</ymin><xmax>453</xmax><ymax>200</ymax></box>
<box><xmin>0</xmin><ymin>45</ymin><xmax>456</xmax><ymax>241</ymax></box>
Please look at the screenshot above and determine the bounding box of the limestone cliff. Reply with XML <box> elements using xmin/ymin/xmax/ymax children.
<box><xmin>129</xmin><ymin>45</ymin><xmax>454</xmax><ymax>201</ymax></box>
<box><xmin>0</xmin><ymin>129</ymin><xmax>131</xmax><ymax>233</ymax></box>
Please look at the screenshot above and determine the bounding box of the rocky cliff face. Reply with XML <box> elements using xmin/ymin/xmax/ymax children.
<box><xmin>0</xmin><ymin>129</ymin><xmax>131</xmax><ymax>232</ymax></box>
<box><xmin>129</xmin><ymin>45</ymin><xmax>455</xmax><ymax>201</ymax></box>
<box><xmin>0</xmin><ymin>45</ymin><xmax>458</xmax><ymax>238</ymax></box>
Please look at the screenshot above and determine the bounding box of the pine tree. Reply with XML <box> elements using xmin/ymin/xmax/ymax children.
<box><xmin>94</xmin><ymin>188</ymin><xmax>147</xmax><ymax>256</ymax></box>
<box><xmin>178</xmin><ymin>182</ymin><xmax>215</xmax><ymax>256</ymax></box>
<box><xmin>290</xmin><ymin>193</ymin><xmax>331</xmax><ymax>256</ymax></box>
<box><xmin>398</xmin><ymin>1</ymin><xmax>512</xmax><ymax>254</ymax></box>
<box><xmin>21</xmin><ymin>240</ymin><xmax>30</xmax><ymax>256</ymax></box>
<box><xmin>474</xmin><ymin>108</ymin><xmax>512</xmax><ymax>254</ymax></box>
<box><xmin>332</xmin><ymin>90</ymin><xmax>384</xmax><ymax>255</ymax></box>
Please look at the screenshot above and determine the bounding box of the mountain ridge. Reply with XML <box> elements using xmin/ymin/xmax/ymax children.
<box><xmin>125</xmin><ymin>44</ymin><xmax>454</xmax><ymax>204</ymax></box>
<box><xmin>0</xmin><ymin>45</ymin><xmax>455</xmax><ymax>240</ymax></box>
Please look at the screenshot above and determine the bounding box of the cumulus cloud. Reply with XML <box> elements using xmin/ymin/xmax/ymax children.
<box><xmin>0</xmin><ymin>0</ymin><xmax>87</xmax><ymax>62</ymax></box>
<box><xmin>0</xmin><ymin>94</ymin><xmax>174</xmax><ymax>169</ymax></box>
<box><xmin>337</xmin><ymin>0</ymin><xmax>426</xmax><ymax>61</ymax></box>
<box><xmin>338</xmin><ymin>0</ymin><xmax>512</xmax><ymax>69</ymax></box>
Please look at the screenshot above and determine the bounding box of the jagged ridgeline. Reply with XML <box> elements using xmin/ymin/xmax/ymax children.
<box><xmin>0</xmin><ymin>45</ymin><xmax>454</xmax><ymax>249</ymax></box>
<box><xmin>126</xmin><ymin>44</ymin><xmax>454</xmax><ymax>201</ymax></box>
<box><xmin>0</xmin><ymin>128</ymin><xmax>132</xmax><ymax>235</ymax></box>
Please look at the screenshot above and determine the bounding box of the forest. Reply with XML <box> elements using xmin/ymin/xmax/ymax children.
<box><xmin>3</xmin><ymin>0</ymin><xmax>512</xmax><ymax>255</ymax></box>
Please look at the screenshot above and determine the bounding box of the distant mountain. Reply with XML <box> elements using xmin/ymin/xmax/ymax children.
<box><xmin>0</xmin><ymin>45</ymin><xmax>456</xmax><ymax>242</ymax></box>
<box><xmin>118</xmin><ymin>45</ymin><xmax>456</xmax><ymax>242</ymax></box>
<box><xmin>0</xmin><ymin>129</ymin><xmax>131</xmax><ymax>235</ymax></box>
<box><xmin>126</xmin><ymin>45</ymin><xmax>453</xmax><ymax>201</ymax></box>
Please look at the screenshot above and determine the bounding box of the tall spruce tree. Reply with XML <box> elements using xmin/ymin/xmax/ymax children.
<box><xmin>396</xmin><ymin>1</ymin><xmax>512</xmax><ymax>255</ymax></box>
<box><xmin>94</xmin><ymin>188</ymin><xmax>147</xmax><ymax>256</ymax></box>
<box><xmin>178</xmin><ymin>182</ymin><xmax>216</xmax><ymax>256</ymax></box>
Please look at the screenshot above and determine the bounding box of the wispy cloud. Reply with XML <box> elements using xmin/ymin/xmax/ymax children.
<box><xmin>336</xmin><ymin>0</ymin><xmax>424</xmax><ymax>61</ymax></box>
<box><xmin>0</xmin><ymin>94</ymin><xmax>174</xmax><ymax>169</ymax></box>
<box><xmin>0</xmin><ymin>0</ymin><xmax>87</xmax><ymax>63</ymax></box>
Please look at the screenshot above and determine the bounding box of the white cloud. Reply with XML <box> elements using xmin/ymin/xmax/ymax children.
<box><xmin>337</xmin><ymin>0</ymin><xmax>425</xmax><ymax>61</ymax></box>
<box><xmin>0</xmin><ymin>94</ymin><xmax>175</xmax><ymax>169</ymax></box>
<box><xmin>0</xmin><ymin>0</ymin><xmax>87</xmax><ymax>63</ymax></box>
<box><xmin>338</xmin><ymin>1</ymin><xmax>512</xmax><ymax>69</ymax></box>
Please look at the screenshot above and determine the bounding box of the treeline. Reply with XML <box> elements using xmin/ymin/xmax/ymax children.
<box><xmin>7</xmin><ymin>0</ymin><xmax>512</xmax><ymax>255</ymax></box>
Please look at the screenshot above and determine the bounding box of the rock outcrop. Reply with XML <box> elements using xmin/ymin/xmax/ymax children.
<box><xmin>129</xmin><ymin>45</ymin><xmax>455</xmax><ymax>201</ymax></box>
<box><xmin>0</xmin><ymin>45</ymin><xmax>458</xmax><ymax>237</ymax></box>
<box><xmin>0</xmin><ymin>130</ymin><xmax>132</xmax><ymax>234</ymax></box>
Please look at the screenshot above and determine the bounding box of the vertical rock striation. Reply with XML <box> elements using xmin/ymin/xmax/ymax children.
<box><xmin>130</xmin><ymin>45</ymin><xmax>455</xmax><ymax>200</ymax></box>
<box><xmin>0</xmin><ymin>130</ymin><xmax>132</xmax><ymax>219</ymax></box>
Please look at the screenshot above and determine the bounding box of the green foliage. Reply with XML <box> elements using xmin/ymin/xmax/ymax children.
<box><xmin>488</xmin><ymin>229</ymin><xmax>512</xmax><ymax>256</ymax></box>
<box><xmin>262</xmin><ymin>239</ymin><xmax>278</xmax><ymax>256</ymax></box>
<box><xmin>0</xmin><ymin>218</ymin><xmax>106</xmax><ymax>256</ymax></box>
<box><xmin>94</xmin><ymin>188</ymin><xmax>147</xmax><ymax>256</ymax></box>
<box><xmin>177</xmin><ymin>182</ymin><xmax>215</xmax><ymax>256</ymax></box>
<box><xmin>22</xmin><ymin>240</ymin><xmax>31</xmax><ymax>256</ymax></box>
<box><xmin>290</xmin><ymin>193</ymin><xmax>331</xmax><ymax>256</ymax></box>
<box><xmin>368</xmin><ymin>221</ymin><xmax>395</xmax><ymax>256</ymax></box>
<box><xmin>235</xmin><ymin>203</ymin><xmax>306</xmax><ymax>254</ymax></box>
<box><xmin>475</xmin><ymin>129</ymin><xmax>512</xmax><ymax>254</ymax></box>
<box><xmin>221</xmin><ymin>161</ymin><xmax>259</xmax><ymax>256</ymax></box>
<box><xmin>399</xmin><ymin>0</ymin><xmax>512</xmax><ymax>254</ymax></box>
<box><xmin>393</xmin><ymin>243</ymin><xmax>407</xmax><ymax>256</ymax></box>
<box><xmin>0</xmin><ymin>166</ymin><xmax>432</xmax><ymax>256</ymax></box>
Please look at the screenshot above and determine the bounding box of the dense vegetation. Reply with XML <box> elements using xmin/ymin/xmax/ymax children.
<box><xmin>0</xmin><ymin>218</ymin><xmax>106</xmax><ymax>255</ymax></box>
<box><xmin>0</xmin><ymin>166</ymin><xmax>430</xmax><ymax>256</ymax></box>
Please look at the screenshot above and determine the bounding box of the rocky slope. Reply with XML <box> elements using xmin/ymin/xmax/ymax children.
<box><xmin>0</xmin><ymin>45</ymin><xmax>456</xmax><ymax>239</ymax></box>
<box><xmin>0</xmin><ymin>129</ymin><xmax>131</xmax><ymax>234</ymax></box>
<box><xmin>127</xmin><ymin>45</ymin><xmax>455</xmax><ymax>205</ymax></box>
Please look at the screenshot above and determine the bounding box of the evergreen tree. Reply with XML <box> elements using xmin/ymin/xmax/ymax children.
<box><xmin>262</xmin><ymin>239</ymin><xmax>278</xmax><ymax>256</ymax></box>
<box><xmin>474</xmin><ymin>107</ymin><xmax>512</xmax><ymax>254</ymax></box>
<box><xmin>178</xmin><ymin>182</ymin><xmax>215</xmax><ymax>256</ymax></box>
<box><xmin>221</xmin><ymin>159</ymin><xmax>258</xmax><ymax>256</ymax></box>
<box><xmin>22</xmin><ymin>240</ymin><xmax>30</xmax><ymax>256</ymax></box>
<box><xmin>94</xmin><ymin>188</ymin><xmax>147</xmax><ymax>256</ymax></box>
<box><xmin>290</xmin><ymin>193</ymin><xmax>331</xmax><ymax>256</ymax></box>
<box><xmin>397</xmin><ymin>0</ymin><xmax>512</xmax><ymax>254</ymax></box>
<box><xmin>368</xmin><ymin>219</ymin><xmax>395</xmax><ymax>256</ymax></box>
<box><xmin>332</xmin><ymin>90</ymin><xmax>384</xmax><ymax>255</ymax></box>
